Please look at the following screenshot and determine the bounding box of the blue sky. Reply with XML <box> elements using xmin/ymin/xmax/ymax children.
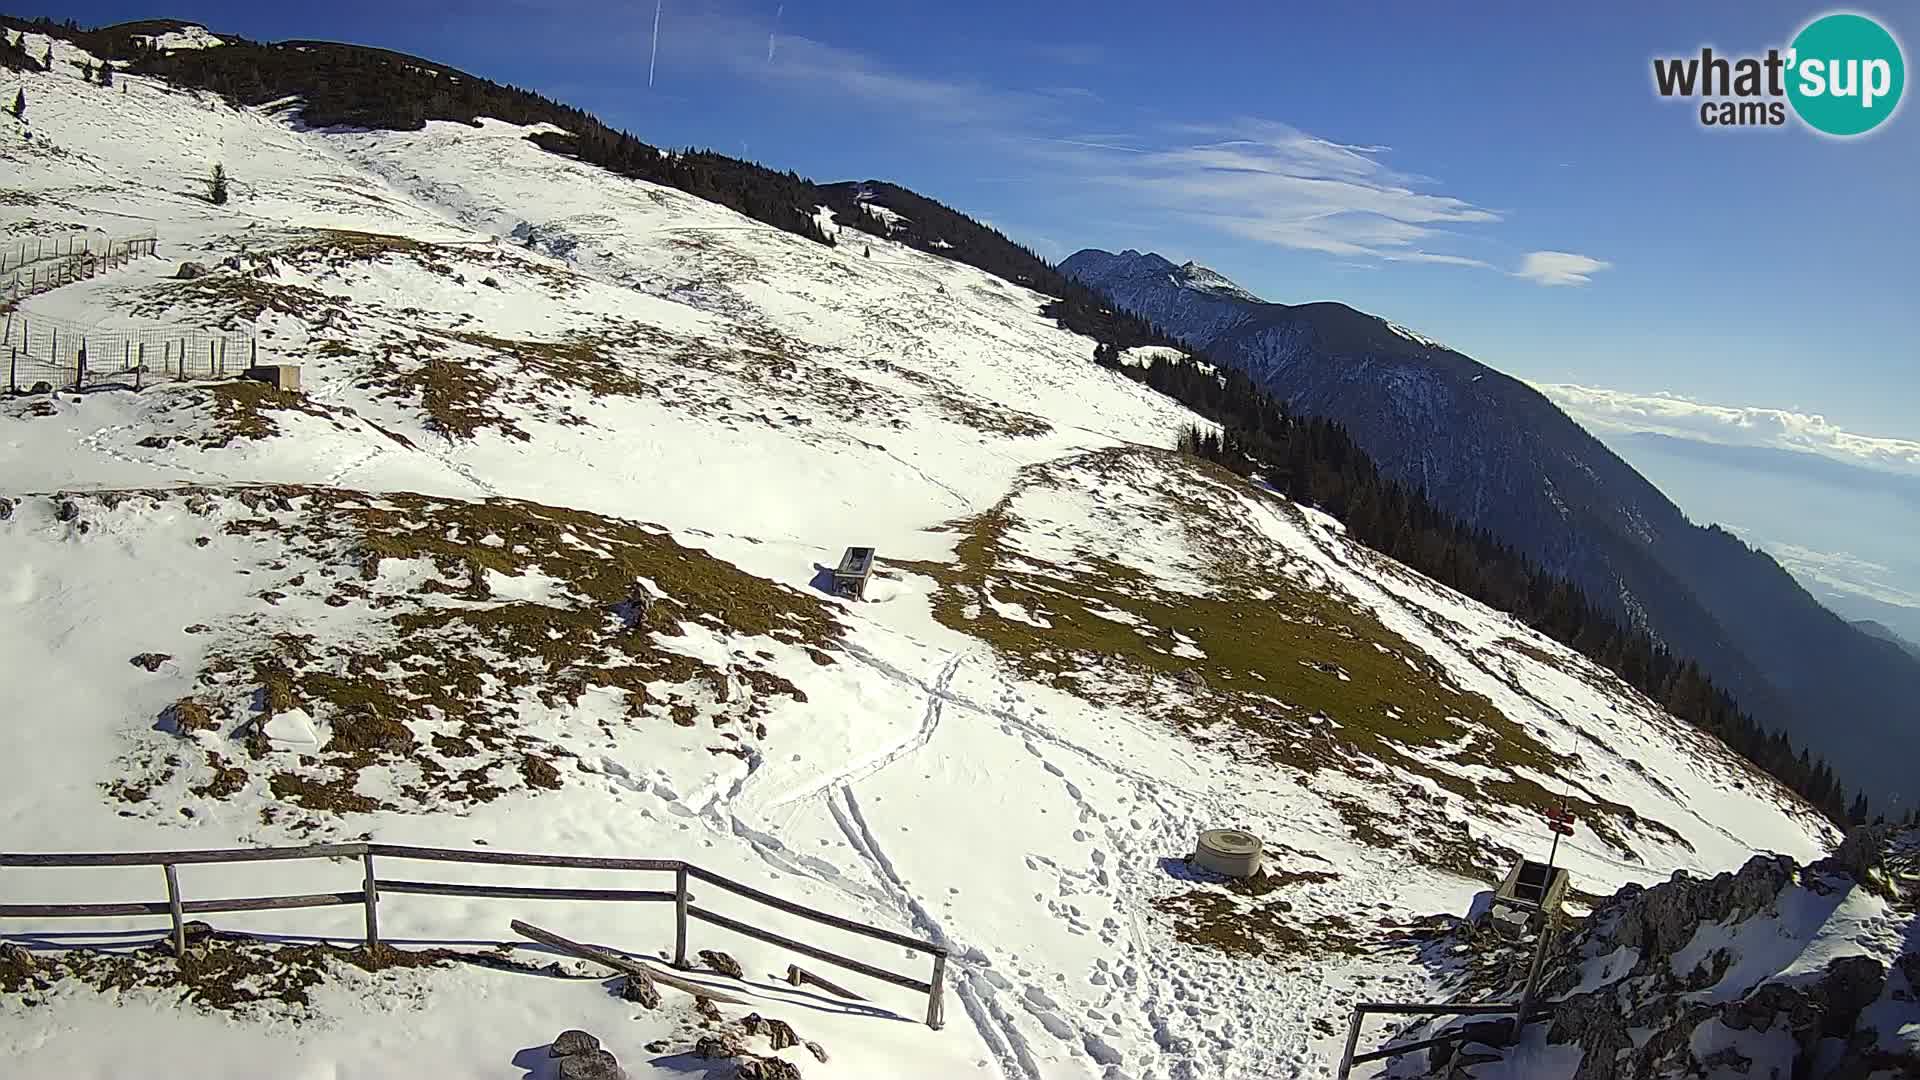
<box><xmin>42</xmin><ymin>1</ymin><xmax>1920</xmax><ymax>616</ymax></box>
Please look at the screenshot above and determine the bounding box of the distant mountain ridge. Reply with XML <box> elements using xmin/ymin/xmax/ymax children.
<box><xmin>1061</xmin><ymin>248</ymin><xmax>1920</xmax><ymax>811</ymax></box>
<box><xmin>1856</xmin><ymin>620</ymin><xmax>1920</xmax><ymax>660</ymax></box>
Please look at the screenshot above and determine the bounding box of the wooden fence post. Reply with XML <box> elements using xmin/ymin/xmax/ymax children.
<box><xmin>136</xmin><ymin>343</ymin><xmax>144</xmax><ymax>390</ymax></box>
<box><xmin>361</xmin><ymin>851</ymin><xmax>380</xmax><ymax>952</ymax></box>
<box><xmin>163</xmin><ymin>864</ymin><xmax>186</xmax><ymax>959</ymax></box>
<box><xmin>674</xmin><ymin>864</ymin><xmax>689</xmax><ymax>968</ymax></box>
<box><xmin>1334</xmin><ymin>1007</ymin><xmax>1367</xmax><ymax>1080</ymax></box>
<box><xmin>926</xmin><ymin>951</ymin><xmax>947</xmax><ymax>1029</ymax></box>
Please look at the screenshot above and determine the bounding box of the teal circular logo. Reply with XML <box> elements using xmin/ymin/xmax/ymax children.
<box><xmin>1787</xmin><ymin>13</ymin><xmax>1905</xmax><ymax>136</ymax></box>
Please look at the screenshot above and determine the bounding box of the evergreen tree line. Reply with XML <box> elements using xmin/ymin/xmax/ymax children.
<box><xmin>1</xmin><ymin>26</ymin><xmax>41</xmax><ymax>72</ymax></box>
<box><xmin>1139</xmin><ymin>349</ymin><xmax>1866</xmax><ymax>827</ymax></box>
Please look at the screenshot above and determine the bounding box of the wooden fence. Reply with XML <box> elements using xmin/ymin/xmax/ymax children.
<box><xmin>1333</xmin><ymin>1000</ymin><xmax>1555</xmax><ymax>1078</ymax></box>
<box><xmin>0</xmin><ymin>841</ymin><xmax>948</xmax><ymax>1029</ymax></box>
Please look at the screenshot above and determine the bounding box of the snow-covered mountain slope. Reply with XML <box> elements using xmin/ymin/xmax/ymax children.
<box><xmin>0</xmin><ymin>32</ymin><xmax>1861</xmax><ymax>1080</ymax></box>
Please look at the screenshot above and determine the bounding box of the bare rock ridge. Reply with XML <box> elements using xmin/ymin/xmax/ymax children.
<box><xmin>1407</xmin><ymin>825</ymin><xmax>1920</xmax><ymax>1078</ymax></box>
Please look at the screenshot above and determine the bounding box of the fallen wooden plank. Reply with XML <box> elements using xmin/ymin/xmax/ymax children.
<box><xmin>509</xmin><ymin>919</ymin><xmax>748</xmax><ymax>1005</ymax></box>
<box><xmin>786</xmin><ymin>962</ymin><xmax>866</xmax><ymax>1001</ymax></box>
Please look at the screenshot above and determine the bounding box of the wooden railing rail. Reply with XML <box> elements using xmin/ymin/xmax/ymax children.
<box><xmin>1</xmin><ymin>841</ymin><xmax>947</xmax><ymax>1028</ymax></box>
<box><xmin>1334</xmin><ymin>1001</ymin><xmax>1555</xmax><ymax>1078</ymax></box>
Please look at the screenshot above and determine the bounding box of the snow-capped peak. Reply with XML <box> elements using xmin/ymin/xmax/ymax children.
<box><xmin>1174</xmin><ymin>258</ymin><xmax>1264</xmax><ymax>303</ymax></box>
<box><xmin>130</xmin><ymin>24</ymin><xmax>225</xmax><ymax>53</ymax></box>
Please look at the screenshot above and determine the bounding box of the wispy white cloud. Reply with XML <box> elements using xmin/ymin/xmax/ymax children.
<box><xmin>1020</xmin><ymin>42</ymin><xmax>1106</xmax><ymax>66</ymax></box>
<box><xmin>635</xmin><ymin>13</ymin><xmax>1585</xmax><ymax>279</ymax></box>
<box><xmin>1019</xmin><ymin>135</ymin><xmax>1148</xmax><ymax>153</ymax></box>
<box><xmin>1761</xmin><ymin>542</ymin><xmax>1920</xmax><ymax>609</ymax></box>
<box><xmin>1036</xmin><ymin>86</ymin><xmax>1103</xmax><ymax>103</ymax></box>
<box><xmin>1030</xmin><ymin>119</ymin><xmax>1505</xmax><ymax>267</ymax></box>
<box><xmin>1537</xmin><ymin>383</ymin><xmax>1920</xmax><ymax>476</ymax></box>
<box><xmin>1516</xmin><ymin>250</ymin><xmax>1611</xmax><ymax>286</ymax></box>
<box><xmin>650</xmin><ymin>8</ymin><xmax>1059</xmax><ymax>127</ymax></box>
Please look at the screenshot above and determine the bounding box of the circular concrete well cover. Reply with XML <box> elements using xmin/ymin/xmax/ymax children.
<box><xmin>1194</xmin><ymin>828</ymin><xmax>1264</xmax><ymax>878</ymax></box>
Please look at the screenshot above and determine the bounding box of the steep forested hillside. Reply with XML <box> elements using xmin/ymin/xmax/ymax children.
<box><xmin>1064</xmin><ymin>249</ymin><xmax>1920</xmax><ymax>818</ymax></box>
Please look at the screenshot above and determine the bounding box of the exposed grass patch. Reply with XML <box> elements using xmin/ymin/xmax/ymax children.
<box><xmin>1153</xmin><ymin>890</ymin><xmax>1366</xmax><ymax>960</ymax></box>
<box><xmin>902</xmin><ymin>447</ymin><xmax>1678</xmax><ymax>875</ymax></box>
<box><xmin>0</xmin><ymin>938</ymin><xmax>452</xmax><ymax>1013</ymax></box>
<box><xmin>205</xmin><ymin>380</ymin><xmax>336</xmax><ymax>446</ymax></box>
<box><xmin>93</xmin><ymin>486</ymin><xmax>834</xmax><ymax>825</ymax></box>
<box><xmin>134</xmin><ymin>273</ymin><xmax>349</xmax><ymax>329</ymax></box>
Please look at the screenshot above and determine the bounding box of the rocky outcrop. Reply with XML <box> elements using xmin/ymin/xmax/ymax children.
<box><xmin>1403</xmin><ymin>839</ymin><xmax>1919</xmax><ymax>1079</ymax></box>
<box><xmin>548</xmin><ymin>1030</ymin><xmax>620</xmax><ymax>1080</ymax></box>
<box><xmin>1600</xmin><ymin>854</ymin><xmax>1796</xmax><ymax>973</ymax></box>
<box><xmin>697</xmin><ymin>948</ymin><xmax>744</xmax><ymax>979</ymax></box>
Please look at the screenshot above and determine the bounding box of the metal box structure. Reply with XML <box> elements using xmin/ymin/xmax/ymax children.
<box><xmin>1493</xmin><ymin>859</ymin><xmax>1569</xmax><ymax>916</ymax></box>
<box><xmin>244</xmin><ymin>364</ymin><xmax>301</xmax><ymax>393</ymax></box>
<box><xmin>833</xmin><ymin>547</ymin><xmax>876</xmax><ymax>600</ymax></box>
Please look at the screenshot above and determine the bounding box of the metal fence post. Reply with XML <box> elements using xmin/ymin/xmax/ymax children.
<box><xmin>163</xmin><ymin>864</ymin><xmax>186</xmax><ymax>959</ymax></box>
<box><xmin>926</xmin><ymin>952</ymin><xmax>947</xmax><ymax>1029</ymax></box>
<box><xmin>362</xmin><ymin>852</ymin><xmax>380</xmax><ymax>952</ymax></box>
<box><xmin>673</xmin><ymin>865</ymin><xmax>689</xmax><ymax>968</ymax></box>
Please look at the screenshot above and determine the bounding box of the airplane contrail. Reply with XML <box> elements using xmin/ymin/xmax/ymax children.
<box><xmin>648</xmin><ymin>0</ymin><xmax>663</xmax><ymax>88</ymax></box>
<box><xmin>768</xmin><ymin>3</ymin><xmax>782</xmax><ymax>62</ymax></box>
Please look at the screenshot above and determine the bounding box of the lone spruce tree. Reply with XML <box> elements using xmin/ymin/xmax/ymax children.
<box><xmin>209</xmin><ymin>164</ymin><xmax>229</xmax><ymax>205</ymax></box>
<box><xmin>11</xmin><ymin>89</ymin><xmax>23</xmax><ymax>121</ymax></box>
<box><xmin>98</xmin><ymin>63</ymin><xmax>113</xmax><ymax>88</ymax></box>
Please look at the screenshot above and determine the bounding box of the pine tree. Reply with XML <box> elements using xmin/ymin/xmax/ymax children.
<box><xmin>10</xmin><ymin>89</ymin><xmax>23</xmax><ymax>120</ymax></box>
<box><xmin>41</xmin><ymin>46</ymin><xmax>51</xmax><ymax>71</ymax></box>
<box><xmin>1848</xmin><ymin>791</ymin><xmax>1870</xmax><ymax>827</ymax></box>
<box><xmin>209</xmin><ymin>163</ymin><xmax>229</xmax><ymax>205</ymax></box>
<box><xmin>81</xmin><ymin>61</ymin><xmax>93</xmax><ymax>81</ymax></box>
<box><xmin>98</xmin><ymin>63</ymin><xmax>113</xmax><ymax>88</ymax></box>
